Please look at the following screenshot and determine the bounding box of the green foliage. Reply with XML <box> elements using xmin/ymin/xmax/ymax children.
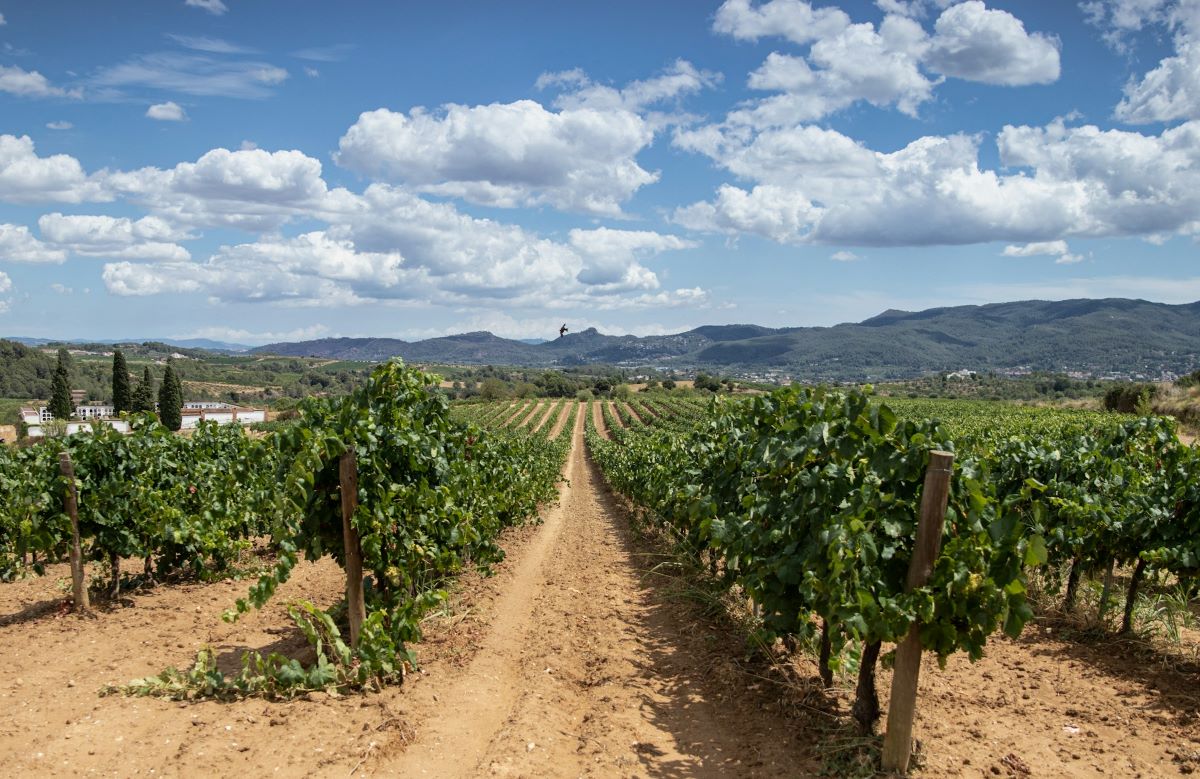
<box><xmin>158</xmin><ymin>364</ymin><xmax>183</xmax><ymax>431</ymax></box>
<box><xmin>132</xmin><ymin>367</ymin><xmax>155</xmax><ymax>413</ymax></box>
<box><xmin>112</xmin><ymin>350</ymin><xmax>131</xmax><ymax>413</ymax></box>
<box><xmin>1104</xmin><ymin>383</ymin><xmax>1158</xmax><ymax>413</ymax></box>
<box><xmin>49</xmin><ymin>349</ymin><xmax>73</xmax><ymax>419</ymax></box>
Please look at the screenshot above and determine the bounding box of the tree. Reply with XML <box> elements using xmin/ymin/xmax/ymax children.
<box><xmin>132</xmin><ymin>366</ymin><xmax>155</xmax><ymax>413</ymax></box>
<box><xmin>49</xmin><ymin>348</ymin><xmax>74</xmax><ymax>420</ymax></box>
<box><xmin>158</xmin><ymin>363</ymin><xmax>183</xmax><ymax>431</ymax></box>
<box><xmin>111</xmin><ymin>349</ymin><xmax>132</xmax><ymax>413</ymax></box>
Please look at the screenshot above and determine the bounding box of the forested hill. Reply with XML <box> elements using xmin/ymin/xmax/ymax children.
<box><xmin>252</xmin><ymin>298</ymin><xmax>1200</xmax><ymax>379</ymax></box>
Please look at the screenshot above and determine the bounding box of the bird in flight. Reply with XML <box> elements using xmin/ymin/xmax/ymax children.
<box><xmin>559</xmin><ymin>323</ymin><xmax>569</xmax><ymax>338</ymax></box>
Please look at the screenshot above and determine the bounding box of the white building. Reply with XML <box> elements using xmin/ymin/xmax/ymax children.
<box><xmin>180</xmin><ymin>405</ymin><xmax>266</xmax><ymax>429</ymax></box>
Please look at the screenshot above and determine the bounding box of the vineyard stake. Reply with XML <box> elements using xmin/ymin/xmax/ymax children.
<box><xmin>339</xmin><ymin>449</ymin><xmax>366</xmax><ymax>648</ymax></box>
<box><xmin>58</xmin><ymin>452</ymin><xmax>90</xmax><ymax>612</ymax></box>
<box><xmin>881</xmin><ymin>449</ymin><xmax>954</xmax><ymax>774</ymax></box>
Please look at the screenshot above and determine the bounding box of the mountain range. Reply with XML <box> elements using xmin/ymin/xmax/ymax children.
<box><xmin>250</xmin><ymin>298</ymin><xmax>1200</xmax><ymax>380</ymax></box>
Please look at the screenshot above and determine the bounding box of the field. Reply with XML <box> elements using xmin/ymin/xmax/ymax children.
<box><xmin>1</xmin><ymin>373</ymin><xmax>1198</xmax><ymax>777</ymax></box>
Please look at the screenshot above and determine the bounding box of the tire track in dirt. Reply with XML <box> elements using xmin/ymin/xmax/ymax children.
<box><xmin>382</xmin><ymin>405</ymin><xmax>813</xmax><ymax>778</ymax></box>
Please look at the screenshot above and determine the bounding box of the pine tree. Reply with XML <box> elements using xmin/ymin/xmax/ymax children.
<box><xmin>158</xmin><ymin>363</ymin><xmax>183</xmax><ymax>431</ymax></box>
<box><xmin>48</xmin><ymin>348</ymin><xmax>74</xmax><ymax>420</ymax></box>
<box><xmin>111</xmin><ymin>349</ymin><xmax>132</xmax><ymax>414</ymax></box>
<box><xmin>132</xmin><ymin>366</ymin><xmax>155</xmax><ymax>413</ymax></box>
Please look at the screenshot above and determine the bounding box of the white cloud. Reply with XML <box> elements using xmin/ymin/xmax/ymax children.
<box><xmin>709</xmin><ymin>0</ymin><xmax>1058</xmax><ymax>126</ymax></box>
<box><xmin>1001</xmin><ymin>240</ymin><xmax>1084</xmax><ymax>264</ymax></box>
<box><xmin>102</xmin><ymin>182</ymin><xmax>706</xmax><ymax>310</ymax></box>
<box><xmin>337</xmin><ymin>62</ymin><xmax>717</xmax><ymax>216</ymax></box>
<box><xmin>568</xmin><ymin>227</ymin><xmax>696</xmax><ymax>290</ymax></box>
<box><xmin>1096</xmin><ymin>0</ymin><xmax>1200</xmax><ymax>122</ymax></box>
<box><xmin>335</xmin><ymin>101</ymin><xmax>656</xmax><ymax>216</ymax></box>
<box><xmin>0</xmin><ymin>13</ymin><xmax>6</xmax><ymax>25</ymax></box>
<box><xmin>831</xmin><ymin>250</ymin><xmax>859</xmax><ymax>261</ymax></box>
<box><xmin>0</xmin><ymin>64</ymin><xmax>79</xmax><ymax>98</ymax></box>
<box><xmin>107</xmin><ymin>146</ymin><xmax>347</xmax><ymax>230</ymax></box>
<box><xmin>50</xmin><ymin>283</ymin><xmax>72</xmax><ymax>294</ymax></box>
<box><xmin>0</xmin><ymin>223</ymin><xmax>68</xmax><ymax>263</ymax></box>
<box><xmin>0</xmin><ymin>135</ymin><xmax>109</xmax><ymax>204</ymax></box>
<box><xmin>713</xmin><ymin>0</ymin><xmax>852</xmax><ymax>45</ymax></box>
<box><xmin>185</xmin><ymin>0</ymin><xmax>227</xmax><ymax>15</ymax></box>
<box><xmin>675</xmin><ymin>118</ymin><xmax>1200</xmax><ymax>247</ymax></box>
<box><xmin>38</xmin><ymin>213</ymin><xmax>192</xmax><ymax>261</ymax></box>
<box><xmin>146</xmin><ymin>101</ymin><xmax>187</xmax><ymax>121</ymax></box>
<box><xmin>1081</xmin><ymin>0</ymin><xmax>1172</xmax><ymax>50</ymax></box>
<box><xmin>925</xmin><ymin>1</ymin><xmax>1060</xmax><ymax>85</ymax></box>
<box><xmin>304</xmin><ymin>66</ymin><xmax>319</xmax><ymax>78</ymax></box>
<box><xmin>542</xmin><ymin>59</ymin><xmax>721</xmax><ymax>115</ymax></box>
<box><xmin>93</xmin><ymin>53</ymin><xmax>287</xmax><ymax>99</ymax></box>
<box><xmin>1116</xmin><ymin>37</ymin><xmax>1200</xmax><ymax>122</ymax></box>
<box><xmin>46</xmin><ymin>121</ymin><xmax>73</xmax><ymax>130</ymax></box>
<box><xmin>166</xmin><ymin>34</ymin><xmax>255</xmax><ymax>55</ymax></box>
<box><xmin>0</xmin><ymin>270</ymin><xmax>11</xmax><ymax>313</ymax></box>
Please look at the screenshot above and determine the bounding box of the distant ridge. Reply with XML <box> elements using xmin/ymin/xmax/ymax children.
<box><xmin>249</xmin><ymin>298</ymin><xmax>1200</xmax><ymax>379</ymax></box>
<box><xmin>5</xmin><ymin>337</ymin><xmax>251</xmax><ymax>353</ymax></box>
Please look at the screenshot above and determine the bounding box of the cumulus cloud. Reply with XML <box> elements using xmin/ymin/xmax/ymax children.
<box><xmin>185</xmin><ymin>0</ymin><xmax>227</xmax><ymax>15</ymax></box>
<box><xmin>1090</xmin><ymin>0</ymin><xmax>1200</xmax><ymax>122</ymax></box>
<box><xmin>107</xmin><ymin>146</ymin><xmax>349</xmax><ymax>230</ymax></box>
<box><xmin>568</xmin><ymin>227</ymin><xmax>696</xmax><ymax>290</ymax></box>
<box><xmin>708</xmin><ymin>0</ymin><xmax>1059</xmax><ymax>126</ymax></box>
<box><xmin>0</xmin><ymin>65</ymin><xmax>80</xmax><ymax>98</ymax></box>
<box><xmin>38</xmin><ymin>213</ymin><xmax>192</xmax><ymax>261</ymax></box>
<box><xmin>1001</xmin><ymin>240</ymin><xmax>1084</xmax><ymax>264</ymax></box>
<box><xmin>0</xmin><ymin>135</ymin><xmax>109</xmax><ymax>204</ymax></box>
<box><xmin>831</xmin><ymin>250</ymin><xmax>859</xmax><ymax>261</ymax></box>
<box><xmin>0</xmin><ymin>13</ymin><xmax>6</xmax><ymax>25</ymax></box>
<box><xmin>674</xmin><ymin>118</ymin><xmax>1200</xmax><ymax>247</ymax></box>
<box><xmin>0</xmin><ymin>223</ymin><xmax>68</xmax><ymax>263</ymax></box>
<box><xmin>925</xmin><ymin>1</ymin><xmax>1060</xmax><ymax>85</ymax></box>
<box><xmin>0</xmin><ymin>270</ymin><xmax>10</xmax><ymax>313</ymax></box>
<box><xmin>99</xmin><ymin>180</ymin><xmax>706</xmax><ymax>310</ymax></box>
<box><xmin>335</xmin><ymin>101</ymin><xmax>656</xmax><ymax>216</ymax></box>
<box><xmin>146</xmin><ymin>101</ymin><xmax>187</xmax><ymax>121</ymax></box>
<box><xmin>46</xmin><ymin>121</ymin><xmax>73</xmax><ymax>130</ymax></box>
<box><xmin>93</xmin><ymin>53</ymin><xmax>287</xmax><ymax>99</ymax></box>
<box><xmin>336</xmin><ymin>61</ymin><xmax>717</xmax><ymax>216</ymax></box>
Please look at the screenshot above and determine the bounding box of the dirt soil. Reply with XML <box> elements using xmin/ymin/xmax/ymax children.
<box><xmin>0</xmin><ymin>411</ymin><xmax>1197</xmax><ymax>777</ymax></box>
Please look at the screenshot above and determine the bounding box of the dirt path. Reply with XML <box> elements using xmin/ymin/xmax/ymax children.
<box><xmin>545</xmin><ymin>402</ymin><xmax>575</xmax><ymax>440</ymax></box>
<box><xmin>499</xmin><ymin>401</ymin><xmax>530</xmax><ymax>428</ymax></box>
<box><xmin>380</xmin><ymin>403</ymin><xmax>813</xmax><ymax>777</ymax></box>
<box><xmin>607</xmin><ymin>401</ymin><xmax>626</xmax><ymax>429</ymax></box>
<box><xmin>516</xmin><ymin>401</ymin><xmax>545</xmax><ymax>429</ymax></box>
<box><xmin>592</xmin><ymin>401</ymin><xmax>610</xmax><ymax>440</ymax></box>
<box><xmin>622</xmin><ymin>401</ymin><xmax>645</xmax><ymax>426</ymax></box>
<box><xmin>529</xmin><ymin>400</ymin><xmax>559</xmax><ymax>434</ymax></box>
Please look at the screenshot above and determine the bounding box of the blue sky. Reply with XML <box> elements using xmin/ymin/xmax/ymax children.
<box><xmin>1</xmin><ymin>0</ymin><xmax>1198</xmax><ymax>344</ymax></box>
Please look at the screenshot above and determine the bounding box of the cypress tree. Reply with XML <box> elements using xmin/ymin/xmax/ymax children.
<box><xmin>158</xmin><ymin>363</ymin><xmax>183</xmax><ymax>431</ymax></box>
<box><xmin>132</xmin><ymin>366</ymin><xmax>155</xmax><ymax>413</ymax></box>
<box><xmin>111</xmin><ymin>349</ymin><xmax>132</xmax><ymax>413</ymax></box>
<box><xmin>48</xmin><ymin>348</ymin><xmax>74</xmax><ymax>420</ymax></box>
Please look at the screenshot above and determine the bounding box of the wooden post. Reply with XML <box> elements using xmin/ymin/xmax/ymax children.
<box><xmin>339</xmin><ymin>449</ymin><xmax>366</xmax><ymax>648</ymax></box>
<box><xmin>881</xmin><ymin>450</ymin><xmax>954</xmax><ymax>774</ymax></box>
<box><xmin>58</xmin><ymin>452</ymin><xmax>89</xmax><ymax>612</ymax></box>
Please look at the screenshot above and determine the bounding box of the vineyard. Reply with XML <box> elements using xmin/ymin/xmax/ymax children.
<box><xmin>0</xmin><ymin>369</ymin><xmax>1197</xmax><ymax>776</ymax></box>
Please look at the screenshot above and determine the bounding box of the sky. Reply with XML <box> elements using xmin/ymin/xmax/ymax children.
<box><xmin>0</xmin><ymin>0</ymin><xmax>1198</xmax><ymax>345</ymax></box>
